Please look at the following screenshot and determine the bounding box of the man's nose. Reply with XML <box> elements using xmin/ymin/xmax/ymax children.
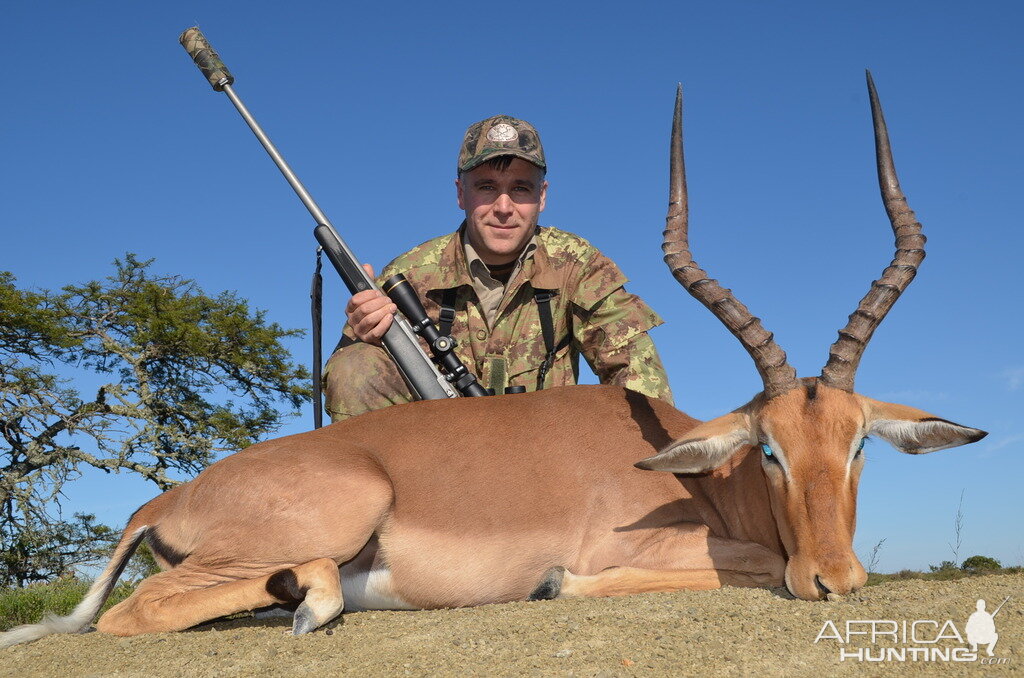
<box><xmin>493</xmin><ymin>191</ymin><xmax>514</xmax><ymax>216</ymax></box>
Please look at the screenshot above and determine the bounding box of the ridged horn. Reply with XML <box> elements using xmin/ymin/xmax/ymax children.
<box><xmin>662</xmin><ymin>84</ymin><xmax>798</xmax><ymax>399</ymax></box>
<box><xmin>819</xmin><ymin>71</ymin><xmax>927</xmax><ymax>391</ymax></box>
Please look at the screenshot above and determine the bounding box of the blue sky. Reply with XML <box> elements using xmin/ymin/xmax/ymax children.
<box><xmin>3</xmin><ymin>1</ymin><xmax>1021</xmax><ymax>573</ymax></box>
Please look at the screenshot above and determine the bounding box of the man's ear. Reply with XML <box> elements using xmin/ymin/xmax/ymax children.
<box><xmin>456</xmin><ymin>177</ymin><xmax>465</xmax><ymax>210</ymax></box>
<box><xmin>635</xmin><ymin>412</ymin><xmax>753</xmax><ymax>474</ymax></box>
<box><xmin>538</xmin><ymin>179</ymin><xmax>548</xmax><ymax>213</ymax></box>
<box><xmin>865</xmin><ymin>398</ymin><xmax>987</xmax><ymax>454</ymax></box>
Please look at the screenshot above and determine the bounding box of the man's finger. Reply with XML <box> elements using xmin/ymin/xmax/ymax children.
<box><xmin>362</xmin><ymin>263</ymin><xmax>376</xmax><ymax>278</ymax></box>
<box><xmin>351</xmin><ymin>297</ymin><xmax>397</xmax><ymax>324</ymax></box>
<box><xmin>356</xmin><ymin>302</ymin><xmax>396</xmax><ymax>330</ymax></box>
<box><xmin>366</xmin><ymin>312</ymin><xmax>394</xmax><ymax>342</ymax></box>
<box><xmin>347</xmin><ymin>289</ymin><xmax>387</xmax><ymax>315</ymax></box>
<box><xmin>351</xmin><ymin>299</ymin><xmax>397</xmax><ymax>344</ymax></box>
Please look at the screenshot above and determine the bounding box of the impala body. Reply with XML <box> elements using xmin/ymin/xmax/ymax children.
<box><xmin>0</xmin><ymin>73</ymin><xmax>985</xmax><ymax>646</ymax></box>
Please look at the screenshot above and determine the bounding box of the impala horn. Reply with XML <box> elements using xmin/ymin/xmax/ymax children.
<box><xmin>662</xmin><ymin>84</ymin><xmax>798</xmax><ymax>400</ymax></box>
<box><xmin>819</xmin><ymin>71</ymin><xmax>927</xmax><ymax>392</ymax></box>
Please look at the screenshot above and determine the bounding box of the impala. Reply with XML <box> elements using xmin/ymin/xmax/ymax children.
<box><xmin>1</xmin><ymin>73</ymin><xmax>985</xmax><ymax>647</ymax></box>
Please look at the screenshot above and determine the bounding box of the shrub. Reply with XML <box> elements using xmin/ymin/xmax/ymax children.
<box><xmin>0</xmin><ymin>576</ymin><xmax>136</xmax><ymax>631</ymax></box>
<box><xmin>961</xmin><ymin>555</ymin><xmax>1002</xmax><ymax>573</ymax></box>
<box><xmin>928</xmin><ymin>560</ymin><xmax>959</xmax><ymax>573</ymax></box>
<box><xmin>892</xmin><ymin>569</ymin><xmax>924</xmax><ymax>580</ymax></box>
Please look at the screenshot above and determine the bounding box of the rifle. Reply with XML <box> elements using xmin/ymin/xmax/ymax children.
<box><xmin>178</xmin><ymin>27</ymin><xmax>487</xmax><ymax>426</ymax></box>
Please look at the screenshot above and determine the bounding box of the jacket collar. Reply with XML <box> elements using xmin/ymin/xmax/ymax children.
<box><xmin>428</xmin><ymin>221</ymin><xmax>562</xmax><ymax>293</ymax></box>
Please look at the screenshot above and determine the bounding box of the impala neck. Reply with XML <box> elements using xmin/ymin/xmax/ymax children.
<box><xmin>681</xmin><ymin>446</ymin><xmax>784</xmax><ymax>555</ymax></box>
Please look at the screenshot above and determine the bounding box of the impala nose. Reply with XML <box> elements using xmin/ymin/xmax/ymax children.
<box><xmin>814</xmin><ymin>566</ymin><xmax>865</xmax><ymax>598</ymax></box>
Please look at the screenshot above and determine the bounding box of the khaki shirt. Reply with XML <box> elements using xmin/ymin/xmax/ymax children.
<box><xmin>463</xmin><ymin>232</ymin><xmax>537</xmax><ymax>328</ymax></box>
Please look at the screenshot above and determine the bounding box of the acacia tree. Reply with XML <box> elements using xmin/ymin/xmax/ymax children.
<box><xmin>0</xmin><ymin>256</ymin><xmax>310</xmax><ymax>587</ymax></box>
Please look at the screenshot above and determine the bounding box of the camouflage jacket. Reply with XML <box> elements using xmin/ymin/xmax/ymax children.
<box><xmin>343</xmin><ymin>225</ymin><xmax>673</xmax><ymax>403</ymax></box>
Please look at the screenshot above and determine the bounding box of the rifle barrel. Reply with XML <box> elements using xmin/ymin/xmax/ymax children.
<box><xmin>179</xmin><ymin>27</ymin><xmax>458</xmax><ymax>401</ymax></box>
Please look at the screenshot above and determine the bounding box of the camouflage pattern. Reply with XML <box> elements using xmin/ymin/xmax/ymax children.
<box><xmin>458</xmin><ymin>115</ymin><xmax>546</xmax><ymax>173</ymax></box>
<box><xmin>323</xmin><ymin>225</ymin><xmax>673</xmax><ymax>422</ymax></box>
<box><xmin>179</xmin><ymin>27</ymin><xmax>234</xmax><ymax>92</ymax></box>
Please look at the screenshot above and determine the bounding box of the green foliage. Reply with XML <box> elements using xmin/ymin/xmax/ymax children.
<box><xmin>1</xmin><ymin>255</ymin><xmax>311</xmax><ymax>587</ymax></box>
<box><xmin>0</xmin><ymin>272</ymin><xmax>76</xmax><ymax>361</ymax></box>
<box><xmin>891</xmin><ymin>569</ymin><xmax>924</xmax><ymax>580</ymax></box>
<box><xmin>0</xmin><ymin>514</ymin><xmax>118</xmax><ymax>588</ymax></box>
<box><xmin>961</xmin><ymin>555</ymin><xmax>1002</xmax><ymax>573</ymax></box>
<box><xmin>928</xmin><ymin>560</ymin><xmax>959</xmax><ymax>573</ymax></box>
<box><xmin>866</xmin><ymin>560</ymin><xmax>1016</xmax><ymax>587</ymax></box>
<box><xmin>0</xmin><ymin>576</ymin><xmax>136</xmax><ymax>632</ymax></box>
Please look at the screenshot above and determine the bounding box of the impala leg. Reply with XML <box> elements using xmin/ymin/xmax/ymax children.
<box><xmin>96</xmin><ymin>557</ymin><xmax>343</xmax><ymax>636</ymax></box>
<box><xmin>530</xmin><ymin>528</ymin><xmax>785</xmax><ymax>600</ymax></box>
<box><xmin>533</xmin><ymin>565</ymin><xmax>773</xmax><ymax>599</ymax></box>
<box><xmin>267</xmin><ymin>558</ymin><xmax>345</xmax><ymax>635</ymax></box>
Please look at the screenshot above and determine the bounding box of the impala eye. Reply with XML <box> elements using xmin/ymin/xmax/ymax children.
<box><xmin>854</xmin><ymin>437</ymin><xmax>868</xmax><ymax>457</ymax></box>
<box><xmin>761</xmin><ymin>443</ymin><xmax>775</xmax><ymax>459</ymax></box>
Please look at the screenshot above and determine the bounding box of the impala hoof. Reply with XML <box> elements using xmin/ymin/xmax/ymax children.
<box><xmin>528</xmin><ymin>566</ymin><xmax>565</xmax><ymax>601</ymax></box>
<box><xmin>291</xmin><ymin>603</ymin><xmax>318</xmax><ymax>636</ymax></box>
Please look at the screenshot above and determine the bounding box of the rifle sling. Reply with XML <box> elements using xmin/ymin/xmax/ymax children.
<box><xmin>311</xmin><ymin>247</ymin><xmax>324</xmax><ymax>429</ymax></box>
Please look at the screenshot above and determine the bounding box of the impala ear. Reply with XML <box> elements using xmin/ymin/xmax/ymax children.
<box><xmin>635</xmin><ymin>412</ymin><xmax>753</xmax><ymax>474</ymax></box>
<box><xmin>866</xmin><ymin>398</ymin><xmax>987</xmax><ymax>454</ymax></box>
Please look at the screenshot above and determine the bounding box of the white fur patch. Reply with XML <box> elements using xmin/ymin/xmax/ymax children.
<box><xmin>340</xmin><ymin>562</ymin><xmax>417</xmax><ymax>612</ymax></box>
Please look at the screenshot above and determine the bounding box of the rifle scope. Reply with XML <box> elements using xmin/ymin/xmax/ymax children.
<box><xmin>383</xmin><ymin>275</ymin><xmax>489</xmax><ymax>398</ymax></box>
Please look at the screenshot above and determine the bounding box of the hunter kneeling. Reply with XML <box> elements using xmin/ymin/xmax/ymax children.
<box><xmin>323</xmin><ymin>114</ymin><xmax>674</xmax><ymax>420</ymax></box>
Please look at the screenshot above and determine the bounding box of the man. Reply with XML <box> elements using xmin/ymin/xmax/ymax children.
<box><xmin>323</xmin><ymin>114</ymin><xmax>672</xmax><ymax>422</ymax></box>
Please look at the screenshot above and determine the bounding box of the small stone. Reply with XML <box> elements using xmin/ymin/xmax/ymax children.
<box><xmin>825</xmin><ymin>593</ymin><xmax>844</xmax><ymax>602</ymax></box>
<box><xmin>553</xmin><ymin>648</ymin><xmax>573</xmax><ymax>658</ymax></box>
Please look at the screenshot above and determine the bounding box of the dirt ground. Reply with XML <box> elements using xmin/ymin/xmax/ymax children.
<box><xmin>2</xmin><ymin>573</ymin><xmax>1020</xmax><ymax>677</ymax></box>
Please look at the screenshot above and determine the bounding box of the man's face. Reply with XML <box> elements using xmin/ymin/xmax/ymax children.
<box><xmin>456</xmin><ymin>157</ymin><xmax>547</xmax><ymax>266</ymax></box>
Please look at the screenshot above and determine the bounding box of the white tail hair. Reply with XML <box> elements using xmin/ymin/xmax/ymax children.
<box><xmin>0</xmin><ymin>526</ymin><xmax>148</xmax><ymax>649</ymax></box>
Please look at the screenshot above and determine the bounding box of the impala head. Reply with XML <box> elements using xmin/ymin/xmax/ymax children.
<box><xmin>636</xmin><ymin>74</ymin><xmax>986</xmax><ymax>601</ymax></box>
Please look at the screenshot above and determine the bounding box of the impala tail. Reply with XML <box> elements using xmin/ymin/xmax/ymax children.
<box><xmin>0</xmin><ymin>523</ymin><xmax>150</xmax><ymax>649</ymax></box>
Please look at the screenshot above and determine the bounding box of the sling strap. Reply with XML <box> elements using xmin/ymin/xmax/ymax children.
<box><xmin>310</xmin><ymin>247</ymin><xmax>324</xmax><ymax>429</ymax></box>
<box><xmin>439</xmin><ymin>288</ymin><xmax>458</xmax><ymax>337</ymax></box>
<box><xmin>534</xmin><ymin>290</ymin><xmax>572</xmax><ymax>391</ymax></box>
<box><xmin>430</xmin><ymin>287</ymin><xmax>572</xmax><ymax>392</ymax></box>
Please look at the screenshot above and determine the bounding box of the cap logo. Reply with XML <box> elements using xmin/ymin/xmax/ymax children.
<box><xmin>486</xmin><ymin>123</ymin><xmax>518</xmax><ymax>143</ymax></box>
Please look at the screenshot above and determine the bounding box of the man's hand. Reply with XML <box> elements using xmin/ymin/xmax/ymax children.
<box><xmin>345</xmin><ymin>264</ymin><xmax>397</xmax><ymax>346</ymax></box>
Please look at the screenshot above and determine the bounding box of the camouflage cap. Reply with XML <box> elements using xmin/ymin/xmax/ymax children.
<box><xmin>458</xmin><ymin>114</ymin><xmax>546</xmax><ymax>173</ymax></box>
